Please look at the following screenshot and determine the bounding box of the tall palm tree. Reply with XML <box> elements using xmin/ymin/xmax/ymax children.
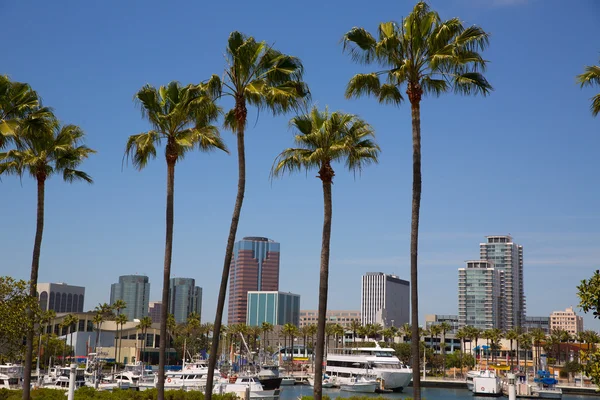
<box><xmin>505</xmin><ymin>328</ymin><xmax>519</xmax><ymax>369</ymax></box>
<box><xmin>430</xmin><ymin>324</ymin><xmax>441</xmax><ymax>354</ymax></box>
<box><xmin>401</xmin><ymin>323</ymin><xmax>412</xmax><ymax>342</ymax></box>
<box><xmin>0</xmin><ymin>75</ymin><xmax>40</xmax><ymax>145</ymax></box>
<box><xmin>342</xmin><ymin>5</ymin><xmax>492</xmax><ymax>397</ymax></box>
<box><xmin>439</xmin><ymin>322</ymin><xmax>451</xmax><ymax>376</ymax></box>
<box><xmin>272</xmin><ymin>106</ymin><xmax>378</xmax><ymax>400</ymax></box>
<box><xmin>137</xmin><ymin>316</ymin><xmax>153</xmax><ymax>364</ymax></box>
<box><xmin>0</xmin><ymin>110</ymin><xmax>95</xmax><ymax>398</ymax></box>
<box><xmin>206</xmin><ymin>32</ymin><xmax>309</xmax><ymax>400</ymax></box>
<box><xmin>282</xmin><ymin>324</ymin><xmax>298</xmax><ymax>366</ymax></box>
<box><xmin>261</xmin><ymin>322</ymin><xmax>274</xmax><ymax>353</ymax></box>
<box><xmin>577</xmin><ymin>60</ymin><xmax>600</xmax><ymax>116</ymax></box>
<box><xmin>93</xmin><ymin>303</ymin><xmax>113</xmax><ymax>352</ymax></box>
<box><xmin>456</xmin><ymin>327</ymin><xmax>468</xmax><ymax>376</ymax></box>
<box><xmin>482</xmin><ymin>330</ymin><xmax>494</xmax><ymax>365</ymax></box>
<box><xmin>115</xmin><ymin>313</ymin><xmax>128</xmax><ymax>366</ymax></box>
<box><xmin>125</xmin><ymin>81</ymin><xmax>226</xmax><ymax>399</ymax></box>
<box><xmin>531</xmin><ymin>328</ymin><xmax>546</xmax><ymax>371</ymax></box>
<box><xmin>166</xmin><ymin>314</ymin><xmax>176</xmax><ymax>365</ymax></box>
<box><xmin>112</xmin><ymin>300</ymin><xmax>126</xmax><ymax>365</ymax></box>
<box><xmin>43</xmin><ymin>310</ymin><xmax>56</xmax><ymax>367</ymax></box>
<box><xmin>67</xmin><ymin>314</ymin><xmax>79</xmax><ymax>361</ymax></box>
<box><xmin>520</xmin><ymin>333</ymin><xmax>532</xmax><ymax>376</ymax></box>
<box><xmin>350</xmin><ymin>320</ymin><xmax>361</xmax><ymax>348</ymax></box>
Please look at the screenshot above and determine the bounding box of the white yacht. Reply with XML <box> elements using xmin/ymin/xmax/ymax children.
<box><xmin>44</xmin><ymin>367</ymin><xmax>87</xmax><ymax>391</ymax></box>
<box><xmin>215</xmin><ymin>376</ymin><xmax>280</xmax><ymax>400</ymax></box>
<box><xmin>472</xmin><ymin>369</ymin><xmax>502</xmax><ymax>396</ymax></box>
<box><xmin>0</xmin><ymin>373</ymin><xmax>13</xmax><ymax>390</ymax></box>
<box><xmin>162</xmin><ymin>358</ymin><xmax>219</xmax><ymax>390</ymax></box>
<box><xmin>325</xmin><ymin>343</ymin><xmax>412</xmax><ymax>392</ymax></box>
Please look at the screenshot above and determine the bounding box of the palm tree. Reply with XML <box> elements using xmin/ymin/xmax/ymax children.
<box><xmin>271</xmin><ymin>106</ymin><xmax>378</xmax><ymax>399</ymax></box>
<box><xmin>342</xmin><ymin>5</ymin><xmax>492</xmax><ymax>397</ymax></box>
<box><xmin>112</xmin><ymin>300</ymin><xmax>127</xmax><ymax>365</ymax></box>
<box><xmin>137</xmin><ymin>316</ymin><xmax>153</xmax><ymax>364</ymax></box>
<box><xmin>282</xmin><ymin>324</ymin><xmax>298</xmax><ymax>366</ymax></box>
<box><xmin>115</xmin><ymin>313</ymin><xmax>128</xmax><ymax>366</ymax></box>
<box><xmin>577</xmin><ymin>60</ymin><xmax>600</xmax><ymax>116</ymax></box>
<box><xmin>430</xmin><ymin>324</ymin><xmax>441</xmax><ymax>354</ymax></box>
<box><xmin>93</xmin><ymin>303</ymin><xmax>113</xmax><ymax>352</ymax></box>
<box><xmin>125</xmin><ymin>81</ymin><xmax>226</xmax><ymax>398</ymax></box>
<box><xmin>382</xmin><ymin>328</ymin><xmax>394</xmax><ymax>344</ymax></box>
<box><xmin>505</xmin><ymin>328</ymin><xmax>519</xmax><ymax>369</ymax></box>
<box><xmin>439</xmin><ymin>322</ymin><xmax>451</xmax><ymax>376</ymax></box>
<box><xmin>456</xmin><ymin>327</ymin><xmax>468</xmax><ymax>376</ymax></box>
<box><xmin>520</xmin><ymin>333</ymin><xmax>532</xmax><ymax>376</ymax></box>
<box><xmin>531</xmin><ymin>328</ymin><xmax>546</xmax><ymax>371</ymax></box>
<box><xmin>261</xmin><ymin>322</ymin><xmax>274</xmax><ymax>353</ymax></box>
<box><xmin>325</xmin><ymin>323</ymin><xmax>337</xmax><ymax>356</ymax></box>
<box><xmin>42</xmin><ymin>310</ymin><xmax>56</xmax><ymax>367</ymax></box>
<box><xmin>0</xmin><ymin>75</ymin><xmax>39</xmax><ymax>145</ymax></box>
<box><xmin>206</xmin><ymin>32</ymin><xmax>309</xmax><ymax>400</ymax></box>
<box><xmin>67</xmin><ymin>314</ymin><xmax>79</xmax><ymax>361</ymax></box>
<box><xmin>0</xmin><ymin>110</ymin><xmax>95</xmax><ymax>397</ymax></box>
<box><xmin>401</xmin><ymin>323</ymin><xmax>412</xmax><ymax>342</ymax></box>
<box><xmin>350</xmin><ymin>320</ymin><xmax>361</xmax><ymax>347</ymax></box>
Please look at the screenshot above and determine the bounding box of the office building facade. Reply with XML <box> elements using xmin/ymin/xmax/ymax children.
<box><xmin>148</xmin><ymin>301</ymin><xmax>162</xmax><ymax>324</ymax></box>
<box><xmin>299</xmin><ymin>310</ymin><xmax>361</xmax><ymax>328</ymax></box>
<box><xmin>523</xmin><ymin>316</ymin><xmax>551</xmax><ymax>334</ymax></box>
<box><xmin>550</xmin><ymin>307</ymin><xmax>584</xmax><ymax>335</ymax></box>
<box><xmin>246</xmin><ymin>291</ymin><xmax>300</xmax><ymax>326</ymax></box>
<box><xmin>361</xmin><ymin>272</ymin><xmax>409</xmax><ymax>328</ymax></box>
<box><xmin>458</xmin><ymin>261</ymin><xmax>501</xmax><ymax>330</ymax></box>
<box><xmin>425</xmin><ymin>314</ymin><xmax>460</xmax><ymax>334</ymax></box>
<box><xmin>169</xmin><ymin>278</ymin><xmax>202</xmax><ymax>324</ymax></box>
<box><xmin>110</xmin><ymin>275</ymin><xmax>150</xmax><ymax>321</ymax></box>
<box><xmin>37</xmin><ymin>283</ymin><xmax>85</xmax><ymax>313</ymax></box>
<box><xmin>228</xmin><ymin>237</ymin><xmax>280</xmax><ymax>325</ymax></box>
<box><xmin>480</xmin><ymin>235</ymin><xmax>525</xmax><ymax>330</ymax></box>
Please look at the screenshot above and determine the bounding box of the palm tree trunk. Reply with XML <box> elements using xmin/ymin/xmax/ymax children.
<box><xmin>23</xmin><ymin>176</ymin><xmax>45</xmax><ymax>400</ymax></box>
<box><xmin>314</xmin><ymin>171</ymin><xmax>333</xmax><ymax>400</ymax></box>
<box><xmin>408</xmin><ymin>90</ymin><xmax>422</xmax><ymax>400</ymax></box>
<box><xmin>206</xmin><ymin>100</ymin><xmax>247</xmax><ymax>400</ymax></box>
<box><xmin>157</xmin><ymin>158</ymin><xmax>175</xmax><ymax>400</ymax></box>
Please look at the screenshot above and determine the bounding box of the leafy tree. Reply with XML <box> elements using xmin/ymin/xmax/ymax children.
<box><xmin>562</xmin><ymin>361</ymin><xmax>581</xmax><ymax>383</ymax></box>
<box><xmin>125</xmin><ymin>81</ymin><xmax>226</xmax><ymax>399</ymax></box>
<box><xmin>391</xmin><ymin>342</ymin><xmax>412</xmax><ymax>365</ymax></box>
<box><xmin>342</xmin><ymin>4</ymin><xmax>492</xmax><ymax>397</ymax></box>
<box><xmin>577</xmin><ymin>270</ymin><xmax>600</xmax><ymax>386</ymax></box>
<box><xmin>0</xmin><ymin>277</ymin><xmax>40</xmax><ymax>361</ymax></box>
<box><xmin>0</xmin><ymin>109</ymin><xmax>95</xmax><ymax>399</ymax></box>
<box><xmin>206</xmin><ymin>31</ymin><xmax>309</xmax><ymax>400</ymax></box>
<box><xmin>272</xmin><ymin>106</ymin><xmax>378</xmax><ymax>399</ymax></box>
<box><xmin>577</xmin><ymin>61</ymin><xmax>600</xmax><ymax>116</ymax></box>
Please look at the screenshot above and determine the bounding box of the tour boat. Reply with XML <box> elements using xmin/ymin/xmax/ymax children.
<box><xmin>325</xmin><ymin>343</ymin><xmax>412</xmax><ymax>392</ymax></box>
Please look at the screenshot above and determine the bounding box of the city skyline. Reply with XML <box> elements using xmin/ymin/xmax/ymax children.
<box><xmin>1</xmin><ymin>1</ymin><xmax>600</xmax><ymax>331</ymax></box>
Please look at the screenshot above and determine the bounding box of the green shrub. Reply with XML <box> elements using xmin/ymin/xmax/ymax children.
<box><xmin>0</xmin><ymin>388</ymin><xmax>238</xmax><ymax>400</ymax></box>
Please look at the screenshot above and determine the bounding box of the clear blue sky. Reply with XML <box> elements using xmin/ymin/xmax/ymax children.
<box><xmin>1</xmin><ymin>0</ymin><xmax>599</xmax><ymax>331</ymax></box>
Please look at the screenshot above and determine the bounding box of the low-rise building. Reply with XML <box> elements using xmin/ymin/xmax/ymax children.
<box><xmin>299</xmin><ymin>310</ymin><xmax>360</xmax><ymax>328</ymax></box>
<box><xmin>550</xmin><ymin>307</ymin><xmax>584</xmax><ymax>335</ymax></box>
<box><xmin>523</xmin><ymin>316</ymin><xmax>550</xmax><ymax>334</ymax></box>
<box><xmin>246</xmin><ymin>291</ymin><xmax>300</xmax><ymax>326</ymax></box>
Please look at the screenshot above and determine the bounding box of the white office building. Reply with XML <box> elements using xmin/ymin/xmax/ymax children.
<box><xmin>361</xmin><ymin>272</ymin><xmax>409</xmax><ymax>328</ymax></box>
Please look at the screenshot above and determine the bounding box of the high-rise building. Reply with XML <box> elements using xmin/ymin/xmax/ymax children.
<box><xmin>110</xmin><ymin>275</ymin><xmax>150</xmax><ymax>321</ymax></box>
<box><xmin>169</xmin><ymin>278</ymin><xmax>202</xmax><ymax>324</ymax></box>
<box><xmin>246</xmin><ymin>291</ymin><xmax>300</xmax><ymax>326</ymax></box>
<box><xmin>361</xmin><ymin>272</ymin><xmax>409</xmax><ymax>328</ymax></box>
<box><xmin>228</xmin><ymin>237</ymin><xmax>280</xmax><ymax>325</ymax></box>
<box><xmin>425</xmin><ymin>314</ymin><xmax>460</xmax><ymax>334</ymax></box>
<box><xmin>458</xmin><ymin>260</ymin><xmax>502</xmax><ymax>330</ymax></box>
<box><xmin>148</xmin><ymin>301</ymin><xmax>162</xmax><ymax>324</ymax></box>
<box><xmin>523</xmin><ymin>316</ymin><xmax>550</xmax><ymax>334</ymax></box>
<box><xmin>299</xmin><ymin>310</ymin><xmax>361</xmax><ymax>328</ymax></box>
<box><xmin>480</xmin><ymin>235</ymin><xmax>525</xmax><ymax>330</ymax></box>
<box><xmin>550</xmin><ymin>307</ymin><xmax>584</xmax><ymax>335</ymax></box>
<box><xmin>37</xmin><ymin>283</ymin><xmax>85</xmax><ymax>313</ymax></box>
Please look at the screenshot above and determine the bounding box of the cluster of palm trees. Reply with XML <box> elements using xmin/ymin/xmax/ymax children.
<box><xmin>2</xmin><ymin>2</ymin><xmax>600</xmax><ymax>400</ymax></box>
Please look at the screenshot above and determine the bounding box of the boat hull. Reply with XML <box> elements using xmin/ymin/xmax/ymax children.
<box><xmin>259</xmin><ymin>377</ymin><xmax>282</xmax><ymax>390</ymax></box>
<box><xmin>340</xmin><ymin>383</ymin><xmax>377</xmax><ymax>393</ymax></box>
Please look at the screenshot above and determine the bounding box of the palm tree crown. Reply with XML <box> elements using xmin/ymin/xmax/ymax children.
<box><xmin>0</xmin><ymin>112</ymin><xmax>95</xmax><ymax>183</ymax></box>
<box><xmin>272</xmin><ymin>106</ymin><xmax>380</xmax><ymax>183</ymax></box>
<box><xmin>342</xmin><ymin>1</ymin><xmax>492</xmax><ymax>104</ymax></box>
<box><xmin>125</xmin><ymin>81</ymin><xmax>226</xmax><ymax>168</ymax></box>
<box><xmin>577</xmin><ymin>60</ymin><xmax>600</xmax><ymax>116</ymax></box>
<box><xmin>0</xmin><ymin>75</ymin><xmax>40</xmax><ymax>146</ymax></box>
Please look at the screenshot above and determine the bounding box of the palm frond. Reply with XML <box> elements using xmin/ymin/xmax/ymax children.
<box><xmin>63</xmin><ymin>168</ymin><xmax>93</xmax><ymax>183</ymax></box>
<box><xmin>378</xmin><ymin>84</ymin><xmax>404</xmax><ymax>104</ymax></box>
<box><xmin>223</xmin><ymin>109</ymin><xmax>240</xmax><ymax>133</ymax></box>
<box><xmin>590</xmin><ymin>93</ymin><xmax>600</xmax><ymax>117</ymax></box>
<box><xmin>124</xmin><ymin>131</ymin><xmax>160</xmax><ymax>171</ymax></box>
<box><xmin>342</xmin><ymin>27</ymin><xmax>377</xmax><ymax>65</ymax></box>
<box><xmin>345</xmin><ymin>73</ymin><xmax>382</xmax><ymax>100</ymax></box>
<box><xmin>452</xmin><ymin>72</ymin><xmax>493</xmax><ymax>96</ymax></box>
<box><xmin>421</xmin><ymin>77</ymin><xmax>449</xmax><ymax>97</ymax></box>
<box><xmin>577</xmin><ymin>64</ymin><xmax>600</xmax><ymax>88</ymax></box>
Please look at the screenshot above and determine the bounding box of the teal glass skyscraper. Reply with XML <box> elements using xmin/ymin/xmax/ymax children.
<box><xmin>168</xmin><ymin>277</ymin><xmax>202</xmax><ymax>324</ymax></box>
<box><xmin>246</xmin><ymin>291</ymin><xmax>300</xmax><ymax>326</ymax></box>
<box><xmin>110</xmin><ymin>275</ymin><xmax>150</xmax><ymax>321</ymax></box>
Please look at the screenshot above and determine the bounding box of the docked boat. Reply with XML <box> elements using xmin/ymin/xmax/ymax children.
<box><xmin>215</xmin><ymin>376</ymin><xmax>280</xmax><ymax>400</ymax></box>
<box><xmin>325</xmin><ymin>343</ymin><xmax>412</xmax><ymax>392</ymax></box>
<box><xmin>0</xmin><ymin>363</ymin><xmax>22</xmax><ymax>388</ymax></box>
<box><xmin>472</xmin><ymin>369</ymin><xmax>502</xmax><ymax>396</ymax></box>
<box><xmin>307</xmin><ymin>375</ymin><xmax>337</xmax><ymax>388</ymax></box>
<box><xmin>531</xmin><ymin>371</ymin><xmax>562</xmax><ymax>399</ymax></box>
<box><xmin>162</xmin><ymin>359</ymin><xmax>215</xmax><ymax>390</ymax></box>
<box><xmin>466</xmin><ymin>370</ymin><xmax>479</xmax><ymax>391</ymax></box>
<box><xmin>0</xmin><ymin>373</ymin><xmax>13</xmax><ymax>390</ymax></box>
<box><xmin>339</xmin><ymin>375</ymin><xmax>378</xmax><ymax>393</ymax></box>
<box><xmin>44</xmin><ymin>367</ymin><xmax>87</xmax><ymax>391</ymax></box>
<box><xmin>279</xmin><ymin>376</ymin><xmax>295</xmax><ymax>386</ymax></box>
<box><xmin>257</xmin><ymin>364</ymin><xmax>283</xmax><ymax>390</ymax></box>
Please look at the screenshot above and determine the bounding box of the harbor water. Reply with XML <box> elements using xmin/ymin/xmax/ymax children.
<box><xmin>277</xmin><ymin>385</ymin><xmax>595</xmax><ymax>400</ymax></box>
